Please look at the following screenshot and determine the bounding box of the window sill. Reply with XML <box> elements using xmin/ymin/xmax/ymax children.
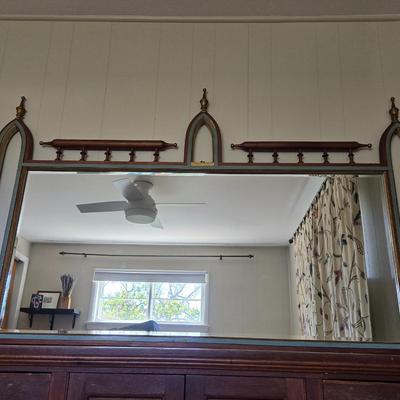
<box><xmin>85</xmin><ymin>321</ymin><xmax>209</xmax><ymax>333</ymax></box>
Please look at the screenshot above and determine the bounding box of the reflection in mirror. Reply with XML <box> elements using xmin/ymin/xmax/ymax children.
<box><xmin>2</xmin><ymin>172</ymin><xmax>400</xmax><ymax>342</ymax></box>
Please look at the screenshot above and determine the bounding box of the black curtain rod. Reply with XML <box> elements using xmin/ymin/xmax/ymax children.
<box><xmin>59</xmin><ymin>251</ymin><xmax>254</xmax><ymax>260</ymax></box>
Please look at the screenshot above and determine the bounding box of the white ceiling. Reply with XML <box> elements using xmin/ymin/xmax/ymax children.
<box><xmin>17</xmin><ymin>172</ymin><xmax>323</xmax><ymax>246</ymax></box>
<box><xmin>0</xmin><ymin>0</ymin><xmax>399</xmax><ymax>18</ymax></box>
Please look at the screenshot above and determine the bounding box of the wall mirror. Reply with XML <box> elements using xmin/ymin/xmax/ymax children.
<box><xmin>1</xmin><ymin>92</ymin><xmax>400</xmax><ymax>344</ymax></box>
<box><xmin>1</xmin><ymin>170</ymin><xmax>397</xmax><ymax>342</ymax></box>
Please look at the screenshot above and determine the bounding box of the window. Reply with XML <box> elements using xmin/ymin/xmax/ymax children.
<box><xmin>90</xmin><ymin>270</ymin><xmax>208</xmax><ymax>327</ymax></box>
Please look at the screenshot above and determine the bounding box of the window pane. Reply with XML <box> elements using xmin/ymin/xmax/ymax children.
<box><xmin>96</xmin><ymin>281</ymin><xmax>150</xmax><ymax>321</ymax></box>
<box><xmin>152</xmin><ymin>282</ymin><xmax>202</xmax><ymax>300</ymax></box>
<box><xmin>101</xmin><ymin>281</ymin><xmax>149</xmax><ymax>299</ymax></box>
<box><xmin>93</xmin><ymin>278</ymin><xmax>205</xmax><ymax>324</ymax></box>
<box><xmin>152</xmin><ymin>299</ymin><xmax>202</xmax><ymax>322</ymax></box>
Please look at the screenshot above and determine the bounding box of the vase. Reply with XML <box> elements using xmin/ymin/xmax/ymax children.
<box><xmin>60</xmin><ymin>295</ymin><xmax>72</xmax><ymax>309</ymax></box>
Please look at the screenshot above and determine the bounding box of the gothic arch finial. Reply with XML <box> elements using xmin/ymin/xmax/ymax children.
<box><xmin>200</xmin><ymin>88</ymin><xmax>209</xmax><ymax>112</ymax></box>
<box><xmin>0</xmin><ymin>96</ymin><xmax>33</xmax><ymax>179</ymax></box>
<box><xmin>390</xmin><ymin>97</ymin><xmax>399</xmax><ymax>123</ymax></box>
<box><xmin>16</xmin><ymin>96</ymin><xmax>26</xmax><ymax>120</ymax></box>
<box><xmin>184</xmin><ymin>89</ymin><xmax>222</xmax><ymax>166</ymax></box>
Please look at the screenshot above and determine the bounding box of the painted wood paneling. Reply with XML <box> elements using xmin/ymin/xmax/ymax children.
<box><xmin>0</xmin><ymin>20</ymin><xmax>396</xmax><ymax>163</ymax></box>
<box><xmin>338</xmin><ymin>22</ymin><xmax>383</xmax><ymax>164</ymax></box>
<box><xmin>214</xmin><ymin>24</ymin><xmax>249</xmax><ymax>162</ymax></box>
<box><xmin>33</xmin><ymin>22</ymin><xmax>75</xmax><ymax>160</ymax></box>
<box><xmin>0</xmin><ymin>21</ymin><xmax>10</xmax><ymax>126</ymax></box>
<box><xmin>246</xmin><ymin>24</ymin><xmax>272</xmax><ymax>163</ymax></box>
<box><xmin>0</xmin><ymin>21</ymin><xmax>52</xmax><ymax>142</ymax></box>
<box><xmin>0</xmin><ymin>20</ymin><xmax>397</xmax><ymax>165</ymax></box>
<box><xmin>59</xmin><ymin>22</ymin><xmax>112</xmax><ymax>161</ymax></box>
<box><xmin>270</xmin><ymin>23</ymin><xmax>320</xmax><ymax>163</ymax></box>
<box><xmin>153</xmin><ymin>23</ymin><xmax>193</xmax><ymax>162</ymax></box>
<box><xmin>100</xmin><ymin>22</ymin><xmax>161</xmax><ymax>162</ymax></box>
<box><xmin>315</xmin><ymin>24</ymin><xmax>345</xmax><ymax>140</ymax></box>
<box><xmin>378</xmin><ymin>21</ymin><xmax>400</xmax><ymax>211</ymax></box>
<box><xmin>190</xmin><ymin>23</ymin><xmax>217</xmax><ymax>163</ymax></box>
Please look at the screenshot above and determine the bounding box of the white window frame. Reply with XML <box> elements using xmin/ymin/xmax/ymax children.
<box><xmin>87</xmin><ymin>269</ymin><xmax>209</xmax><ymax>332</ymax></box>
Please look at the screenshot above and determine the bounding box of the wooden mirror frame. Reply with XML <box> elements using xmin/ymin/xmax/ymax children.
<box><xmin>1</xmin><ymin>91</ymin><xmax>400</xmax><ymax>320</ymax></box>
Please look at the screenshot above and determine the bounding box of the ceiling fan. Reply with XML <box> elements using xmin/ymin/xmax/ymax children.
<box><xmin>76</xmin><ymin>178</ymin><xmax>205</xmax><ymax>229</ymax></box>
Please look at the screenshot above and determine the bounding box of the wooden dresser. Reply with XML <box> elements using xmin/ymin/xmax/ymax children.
<box><xmin>0</xmin><ymin>333</ymin><xmax>399</xmax><ymax>399</ymax></box>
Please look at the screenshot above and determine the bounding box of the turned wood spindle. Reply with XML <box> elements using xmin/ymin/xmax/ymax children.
<box><xmin>272</xmin><ymin>152</ymin><xmax>279</xmax><ymax>163</ymax></box>
<box><xmin>55</xmin><ymin>147</ymin><xmax>64</xmax><ymax>161</ymax></box>
<box><xmin>297</xmin><ymin>150</ymin><xmax>304</xmax><ymax>164</ymax></box>
<box><xmin>104</xmin><ymin>148</ymin><xmax>112</xmax><ymax>161</ymax></box>
<box><xmin>247</xmin><ymin>150</ymin><xmax>254</xmax><ymax>164</ymax></box>
<box><xmin>129</xmin><ymin>149</ymin><xmax>136</xmax><ymax>162</ymax></box>
<box><xmin>322</xmin><ymin>151</ymin><xmax>329</xmax><ymax>164</ymax></box>
<box><xmin>153</xmin><ymin>149</ymin><xmax>160</xmax><ymax>162</ymax></box>
<box><xmin>348</xmin><ymin>150</ymin><xmax>355</xmax><ymax>164</ymax></box>
<box><xmin>80</xmin><ymin>148</ymin><xmax>88</xmax><ymax>161</ymax></box>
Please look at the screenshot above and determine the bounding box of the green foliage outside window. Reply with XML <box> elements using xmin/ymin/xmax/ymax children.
<box><xmin>98</xmin><ymin>282</ymin><xmax>149</xmax><ymax>321</ymax></box>
<box><xmin>97</xmin><ymin>281</ymin><xmax>202</xmax><ymax>323</ymax></box>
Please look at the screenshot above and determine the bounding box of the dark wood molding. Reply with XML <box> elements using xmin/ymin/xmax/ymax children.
<box><xmin>231</xmin><ymin>140</ymin><xmax>372</xmax><ymax>164</ymax></box>
<box><xmin>1</xmin><ymin>337</ymin><xmax>400</xmax><ymax>398</ymax></box>
<box><xmin>0</xmin><ymin>338</ymin><xmax>399</xmax><ymax>378</ymax></box>
<box><xmin>40</xmin><ymin>139</ymin><xmax>177</xmax><ymax>162</ymax></box>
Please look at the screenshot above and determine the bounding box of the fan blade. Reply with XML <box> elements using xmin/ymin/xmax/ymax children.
<box><xmin>156</xmin><ymin>202</ymin><xmax>206</xmax><ymax>206</ymax></box>
<box><xmin>151</xmin><ymin>217</ymin><xmax>163</xmax><ymax>229</ymax></box>
<box><xmin>77</xmin><ymin>201</ymin><xmax>128</xmax><ymax>213</ymax></box>
<box><xmin>113</xmin><ymin>178</ymin><xmax>144</xmax><ymax>201</ymax></box>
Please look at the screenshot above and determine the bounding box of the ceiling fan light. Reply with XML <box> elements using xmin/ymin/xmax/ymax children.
<box><xmin>125</xmin><ymin>207</ymin><xmax>156</xmax><ymax>224</ymax></box>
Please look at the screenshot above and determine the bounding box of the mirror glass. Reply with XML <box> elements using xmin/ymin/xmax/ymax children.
<box><xmin>2</xmin><ymin>171</ymin><xmax>400</xmax><ymax>342</ymax></box>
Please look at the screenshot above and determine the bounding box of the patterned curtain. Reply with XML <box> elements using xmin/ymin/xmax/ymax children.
<box><xmin>293</xmin><ymin>176</ymin><xmax>372</xmax><ymax>340</ymax></box>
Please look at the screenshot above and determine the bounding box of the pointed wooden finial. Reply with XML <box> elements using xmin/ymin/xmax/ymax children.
<box><xmin>200</xmin><ymin>88</ymin><xmax>209</xmax><ymax>112</ymax></box>
<box><xmin>16</xmin><ymin>96</ymin><xmax>26</xmax><ymax>119</ymax></box>
<box><xmin>390</xmin><ymin>97</ymin><xmax>399</xmax><ymax>123</ymax></box>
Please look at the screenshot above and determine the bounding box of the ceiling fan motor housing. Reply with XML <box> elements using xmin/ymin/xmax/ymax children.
<box><xmin>124</xmin><ymin>200</ymin><xmax>157</xmax><ymax>224</ymax></box>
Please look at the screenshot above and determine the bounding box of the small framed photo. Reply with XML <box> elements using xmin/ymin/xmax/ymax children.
<box><xmin>30</xmin><ymin>294</ymin><xmax>43</xmax><ymax>310</ymax></box>
<box><xmin>37</xmin><ymin>291</ymin><xmax>61</xmax><ymax>309</ymax></box>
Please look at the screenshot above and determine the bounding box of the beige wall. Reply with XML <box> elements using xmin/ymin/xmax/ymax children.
<box><xmin>288</xmin><ymin>244</ymin><xmax>301</xmax><ymax>337</ymax></box>
<box><xmin>6</xmin><ymin>236</ymin><xmax>31</xmax><ymax>329</ymax></box>
<box><xmin>18</xmin><ymin>243</ymin><xmax>291</xmax><ymax>337</ymax></box>
<box><xmin>359</xmin><ymin>177</ymin><xmax>400</xmax><ymax>340</ymax></box>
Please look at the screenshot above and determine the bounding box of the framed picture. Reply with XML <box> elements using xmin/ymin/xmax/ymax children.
<box><xmin>37</xmin><ymin>291</ymin><xmax>61</xmax><ymax>309</ymax></box>
<box><xmin>30</xmin><ymin>294</ymin><xmax>43</xmax><ymax>310</ymax></box>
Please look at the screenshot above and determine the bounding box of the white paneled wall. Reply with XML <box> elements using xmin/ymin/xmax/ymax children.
<box><xmin>0</xmin><ymin>19</ymin><xmax>399</xmax><ymax>164</ymax></box>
